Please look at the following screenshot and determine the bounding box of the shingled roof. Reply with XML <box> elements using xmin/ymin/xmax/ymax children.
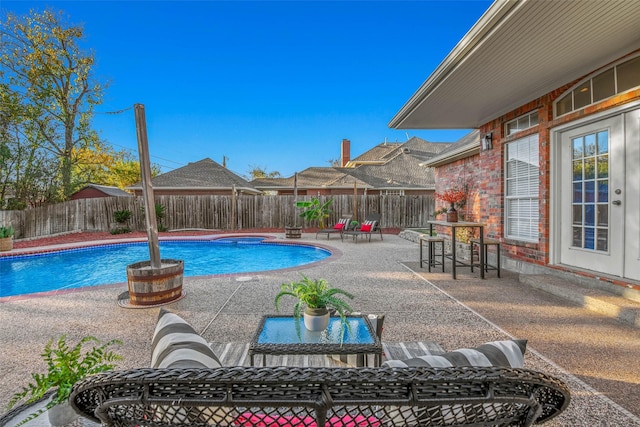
<box><xmin>128</xmin><ymin>158</ymin><xmax>260</xmax><ymax>194</ymax></box>
<box><xmin>84</xmin><ymin>184</ymin><xmax>132</xmax><ymax>197</ymax></box>
<box><xmin>419</xmin><ymin>130</ymin><xmax>480</xmax><ymax>168</ymax></box>
<box><xmin>251</xmin><ymin>137</ymin><xmax>451</xmax><ymax>193</ymax></box>
<box><xmin>345</xmin><ymin>142</ymin><xmax>403</xmax><ymax>166</ymax></box>
<box><xmin>71</xmin><ymin>184</ymin><xmax>132</xmax><ymax>198</ymax></box>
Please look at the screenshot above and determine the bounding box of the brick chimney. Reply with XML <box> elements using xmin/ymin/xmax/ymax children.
<box><xmin>341</xmin><ymin>139</ymin><xmax>350</xmax><ymax>167</ymax></box>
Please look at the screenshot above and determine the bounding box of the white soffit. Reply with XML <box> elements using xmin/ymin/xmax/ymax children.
<box><xmin>389</xmin><ymin>0</ymin><xmax>640</xmax><ymax>129</ymax></box>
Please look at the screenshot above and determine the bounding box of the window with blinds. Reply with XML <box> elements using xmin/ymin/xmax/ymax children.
<box><xmin>505</xmin><ymin>134</ymin><xmax>539</xmax><ymax>241</ymax></box>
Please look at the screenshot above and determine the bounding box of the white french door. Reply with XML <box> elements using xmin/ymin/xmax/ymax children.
<box><xmin>623</xmin><ymin>109</ymin><xmax>640</xmax><ymax>280</ymax></box>
<box><xmin>558</xmin><ymin>108</ymin><xmax>640</xmax><ymax>280</ymax></box>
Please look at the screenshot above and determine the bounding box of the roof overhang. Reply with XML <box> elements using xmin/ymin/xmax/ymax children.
<box><xmin>420</xmin><ymin>144</ymin><xmax>479</xmax><ymax>168</ymax></box>
<box><xmin>389</xmin><ymin>0</ymin><xmax>640</xmax><ymax>130</ymax></box>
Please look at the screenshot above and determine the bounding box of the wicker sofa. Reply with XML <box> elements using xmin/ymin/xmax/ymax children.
<box><xmin>69</xmin><ymin>309</ymin><xmax>570</xmax><ymax>426</ymax></box>
<box><xmin>70</xmin><ymin>365</ymin><xmax>570</xmax><ymax>426</ymax></box>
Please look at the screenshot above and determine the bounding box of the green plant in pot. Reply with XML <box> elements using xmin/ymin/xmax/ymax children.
<box><xmin>111</xmin><ymin>209</ymin><xmax>132</xmax><ymax>235</ymax></box>
<box><xmin>7</xmin><ymin>335</ymin><xmax>122</xmax><ymax>426</ymax></box>
<box><xmin>274</xmin><ymin>274</ymin><xmax>354</xmax><ymax>334</ymax></box>
<box><xmin>295</xmin><ymin>197</ymin><xmax>333</xmax><ymax>229</ymax></box>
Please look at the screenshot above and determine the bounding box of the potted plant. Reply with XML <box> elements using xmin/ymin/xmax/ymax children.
<box><xmin>296</xmin><ymin>197</ymin><xmax>333</xmax><ymax>230</ymax></box>
<box><xmin>7</xmin><ymin>335</ymin><xmax>122</xmax><ymax>426</ymax></box>
<box><xmin>435</xmin><ymin>187</ymin><xmax>467</xmax><ymax>222</ymax></box>
<box><xmin>111</xmin><ymin>209</ymin><xmax>132</xmax><ymax>235</ymax></box>
<box><xmin>274</xmin><ymin>274</ymin><xmax>354</xmax><ymax>332</ymax></box>
<box><xmin>0</xmin><ymin>225</ymin><xmax>14</xmax><ymax>251</ymax></box>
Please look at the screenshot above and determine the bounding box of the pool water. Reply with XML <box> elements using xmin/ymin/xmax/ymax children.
<box><xmin>0</xmin><ymin>239</ymin><xmax>330</xmax><ymax>298</ymax></box>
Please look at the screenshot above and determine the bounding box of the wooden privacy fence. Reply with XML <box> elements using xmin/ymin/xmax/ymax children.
<box><xmin>0</xmin><ymin>194</ymin><xmax>435</xmax><ymax>240</ymax></box>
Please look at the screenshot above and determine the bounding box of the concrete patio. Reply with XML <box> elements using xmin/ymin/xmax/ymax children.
<box><xmin>1</xmin><ymin>233</ymin><xmax>639</xmax><ymax>426</ymax></box>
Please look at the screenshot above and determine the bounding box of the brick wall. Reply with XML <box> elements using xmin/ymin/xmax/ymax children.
<box><xmin>437</xmin><ymin>52</ymin><xmax>640</xmax><ymax>268</ymax></box>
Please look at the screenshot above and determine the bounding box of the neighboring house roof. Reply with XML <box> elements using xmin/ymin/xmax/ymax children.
<box><xmin>251</xmin><ymin>167</ymin><xmax>371</xmax><ymax>191</ymax></box>
<box><xmin>389</xmin><ymin>0</ymin><xmax>640</xmax><ymax>129</ymax></box>
<box><xmin>128</xmin><ymin>158</ymin><xmax>261</xmax><ymax>194</ymax></box>
<box><xmin>72</xmin><ymin>184</ymin><xmax>132</xmax><ymax>197</ymax></box>
<box><xmin>345</xmin><ymin>142</ymin><xmax>402</xmax><ymax>166</ymax></box>
<box><xmin>420</xmin><ymin>130</ymin><xmax>480</xmax><ymax>168</ymax></box>
<box><xmin>251</xmin><ymin>137</ymin><xmax>450</xmax><ymax>191</ymax></box>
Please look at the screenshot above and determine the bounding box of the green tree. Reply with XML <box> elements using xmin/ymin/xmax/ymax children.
<box><xmin>0</xmin><ymin>83</ymin><xmax>60</xmax><ymax>208</ymax></box>
<box><xmin>70</xmin><ymin>146</ymin><xmax>160</xmax><ymax>191</ymax></box>
<box><xmin>1</xmin><ymin>8</ymin><xmax>105</xmax><ymax>200</ymax></box>
<box><xmin>247</xmin><ymin>164</ymin><xmax>281</xmax><ymax>180</ymax></box>
<box><xmin>105</xmin><ymin>155</ymin><xmax>161</xmax><ymax>190</ymax></box>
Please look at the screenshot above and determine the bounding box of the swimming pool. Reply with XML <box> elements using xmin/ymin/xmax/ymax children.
<box><xmin>0</xmin><ymin>238</ymin><xmax>331</xmax><ymax>298</ymax></box>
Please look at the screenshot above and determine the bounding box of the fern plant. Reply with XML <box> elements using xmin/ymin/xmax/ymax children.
<box><xmin>275</xmin><ymin>274</ymin><xmax>354</xmax><ymax>339</ymax></box>
<box><xmin>7</xmin><ymin>335</ymin><xmax>122</xmax><ymax>426</ymax></box>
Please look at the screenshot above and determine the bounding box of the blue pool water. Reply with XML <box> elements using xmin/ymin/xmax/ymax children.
<box><xmin>0</xmin><ymin>239</ymin><xmax>331</xmax><ymax>298</ymax></box>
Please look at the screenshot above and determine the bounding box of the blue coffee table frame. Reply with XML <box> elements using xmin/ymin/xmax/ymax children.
<box><xmin>249</xmin><ymin>315</ymin><xmax>382</xmax><ymax>367</ymax></box>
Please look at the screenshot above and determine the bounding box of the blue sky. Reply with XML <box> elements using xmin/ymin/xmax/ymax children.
<box><xmin>2</xmin><ymin>1</ymin><xmax>491</xmax><ymax>177</ymax></box>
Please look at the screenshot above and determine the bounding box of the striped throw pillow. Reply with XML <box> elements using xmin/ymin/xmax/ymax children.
<box><xmin>150</xmin><ymin>308</ymin><xmax>222</xmax><ymax>368</ymax></box>
<box><xmin>382</xmin><ymin>339</ymin><xmax>527</xmax><ymax>368</ymax></box>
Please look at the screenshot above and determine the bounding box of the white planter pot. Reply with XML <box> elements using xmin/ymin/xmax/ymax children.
<box><xmin>48</xmin><ymin>400</ymin><xmax>79</xmax><ymax>426</ymax></box>
<box><xmin>303</xmin><ymin>308</ymin><xmax>330</xmax><ymax>331</ymax></box>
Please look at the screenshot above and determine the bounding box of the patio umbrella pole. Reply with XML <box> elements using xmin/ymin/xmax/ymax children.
<box><xmin>134</xmin><ymin>103</ymin><xmax>161</xmax><ymax>269</ymax></box>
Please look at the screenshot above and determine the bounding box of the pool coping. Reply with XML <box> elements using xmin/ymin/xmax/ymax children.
<box><xmin>0</xmin><ymin>233</ymin><xmax>342</xmax><ymax>303</ymax></box>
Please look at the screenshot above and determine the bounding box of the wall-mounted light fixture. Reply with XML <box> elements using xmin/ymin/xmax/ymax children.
<box><xmin>482</xmin><ymin>132</ymin><xmax>493</xmax><ymax>151</ymax></box>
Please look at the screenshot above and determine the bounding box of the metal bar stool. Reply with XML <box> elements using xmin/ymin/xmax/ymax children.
<box><xmin>469</xmin><ymin>238</ymin><xmax>501</xmax><ymax>277</ymax></box>
<box><xmin>419</xmin><ymin>235</ymin><xmax>445</xmax><ymax>272</ymax></box>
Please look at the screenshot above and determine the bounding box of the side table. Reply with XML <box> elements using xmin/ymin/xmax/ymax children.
<box><xmin>248</xmin><ymin>315</ymin><xmax>382</xmax><ymax>367</ymax></box>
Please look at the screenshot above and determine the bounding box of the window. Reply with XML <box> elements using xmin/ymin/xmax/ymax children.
<box><xmin>571</xmin><ymin>130</ymin><xmax>609</xmax><ymax>251</ymax></box>
<box><xmin>384</xmin><ymin>190</ymin><xmax>404</xmax><ymax>196</ymax></box>
<box><xmin>555</xmin><ymin>54</ymin><xmax>640</xmax><ymax>117</ymax></box>
<box><xmin>505</xmin><ymin>111</ymin><xmax>539</xmax><ymax>136</ymax></box>
<box><xmin>505</xmin><ymin>134</ymin><xmax>539</xmax><ymax>241</ymax></box>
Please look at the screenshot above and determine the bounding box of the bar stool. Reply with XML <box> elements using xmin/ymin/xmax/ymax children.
<box><xmin>419</xmin><ymin>235</ymin><xmax>445</xmax><ymax>272</ymax></box>
<box><xmin>469</xmin><ymin>238</ymin><xmax>501</xmax><ymax>277</ymax></box>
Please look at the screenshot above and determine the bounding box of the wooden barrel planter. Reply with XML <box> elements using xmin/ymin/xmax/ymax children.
<box><xmin>0</xmin><ymin>237</ymin><xmax>12</xmax><ymax>251</ymax></box>
<box><xmin>285</xmin><ymin>226</ymin><xmax>302</xmax><ymax>239</ymax></box>
<box><xmin>126</xmin><ymin>259</ymin><xmax>184</xmax><ymax>306</ymax></box>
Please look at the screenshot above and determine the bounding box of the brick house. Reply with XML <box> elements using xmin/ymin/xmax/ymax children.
<box><xmin>389</xmin><ymin>0</ymin><xmax>640</xmax><ymax>287</ymax></box>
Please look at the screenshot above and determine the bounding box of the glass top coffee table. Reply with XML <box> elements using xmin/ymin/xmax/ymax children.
<box><xmin>248</xmin><ymin>315</ymin><xmax>382</xmax><ymax>367</ymax></box>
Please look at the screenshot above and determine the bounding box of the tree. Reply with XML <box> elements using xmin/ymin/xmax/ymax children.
<box><xmin>0</xmin><ymin>81</ymin><xmax>60</xmax><ymax>208</ymax></box>
<box><xmin>1</xmin><ymin>8</ymin><xmax>105</xmax><ymax>200</ymax></box>
<box><xmin>247</xmin><ymin>164</ymin><xmax>281</xmax><ymax>180</ymax></box>
<box><xmin>105</xmin><ymin>154</ymin><xmax>161</xmax><ymax>189</ymax></box>
<box><xmin>71</xmin><ymin>146</ymin><xmax>161</xmax><ymax>191</ymax></box>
